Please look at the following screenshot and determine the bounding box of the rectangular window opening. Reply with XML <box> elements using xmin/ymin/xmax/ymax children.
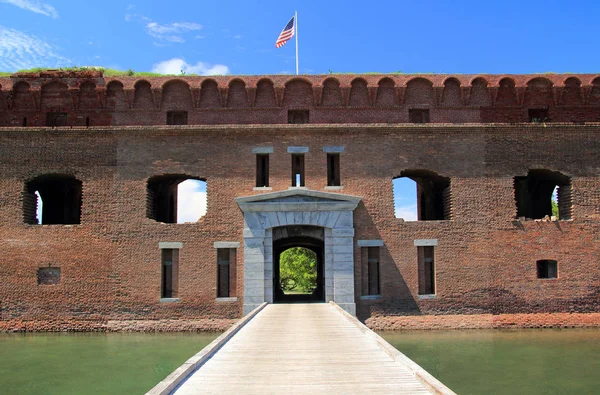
<box><xmin>537</xmin><ymin>260</ymin><xmax>558</xmax><ymax>279</ymax></box>
<box><xmin>167</xmin><ymin>111</ymin><xmax>188</xmax><ymax>125</ymax></box>
<box><xmin>361</xmin><ymin>247</ymin><xmax>380</xmax><ymax>296</ymax></box>
<box><xmin>46</xmin><ymin>112</ymin><xmax>68</xmax><ymax>127</ymax></box>
<box><xmin>288</xmin><ymin>109</ymin><xmax>309</xmax><ymax>124</ymax></box>
<box><xmin>291</xmin><ymin>154</ymin><xmax>305</xmax><ymax>187</ymax></box>
<box><xmin>529</xmin><ymin>108</ymin><xmax>549</xmax><ymax>122</ymax></box>
<box><xmin>327</xmin><ymin>153</ymin><xmax>341</xmax><ymax>187</ymax></box>
<box><xmin>409</xmin><ymin>109</ymin><xmax>430</xmax><ymax>123</ymax></box>
<box><xmin>217</xmin><ymin>248</ymin><xmax>237</xmax><ymax>297</ymax></box>
<box><xmin>256</xmin><ymin>154</ymin><xmax>269</xmax><ymax>187</ymax></box>
<box><xmin>418</xmin><ymin>246</ymin><xmax>435</xmax><ymax>295</ymax></box>
<box><xmin>37</xmin><ymin>267</ymin><xmax>60</xmax><ymax>285</ymax></box>
<box><xmin>161</xmin><ymin>249</ymin><xmax>179</xmax><ymax>298</ymax></box>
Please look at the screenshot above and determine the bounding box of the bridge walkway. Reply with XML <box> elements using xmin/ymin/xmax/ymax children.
<box><xmin>168</xmin><ymin>303</ymin><xmax>452</xmax><ymax>394</ymax></box>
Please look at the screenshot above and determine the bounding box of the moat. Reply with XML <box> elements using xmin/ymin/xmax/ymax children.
<box><xmin>382</xmin><ymin>328</ymin><xmax>600</xmax><ymax>395</ymax></box>
<box><xmin>1</xmin><ymin>328</ymin><xmax>598</xmax><ymax>394</ymax></box>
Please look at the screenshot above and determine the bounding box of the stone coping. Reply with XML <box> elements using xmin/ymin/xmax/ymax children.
<box><xmin>330</xmin><ymin>301</ymin><xmax>457</xmax><ymax>395</ymax></box>
<box><xmin>146</xmin><ymin>302</ymin><xmax>267</xmax><ymax>395</ymax></box>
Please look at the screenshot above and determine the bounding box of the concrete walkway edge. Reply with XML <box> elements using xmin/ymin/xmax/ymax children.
<box><xmin>146</xmin><ymin>302</ymin><xmax>268</xmax><ymax>395</ymax></box>
<box><xmin>329</xmin><ymin>302</ymin><xmax>457</xmax><ymax>395</ymax></box>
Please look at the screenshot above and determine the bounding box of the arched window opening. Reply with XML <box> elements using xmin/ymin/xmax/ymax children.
<box><xmin>392</xmin><ymin>177</ymin><xmax>418</xmax><ymax>221</ymax></box>
<box><xmin>514</xmin><ymin>170</ymin><xmax>571</xmax><ymax>220</ymax></box>
<box><xmin>24</xmin><ymin>175</ymin><xmax>82</xmax><ymax>225</ymax></box>
<box><xmin>393</xmin><ymin>170</ymin><xmax>451</xmax><ymax>221</ymax></box>
<box><xmin>147</xmin><ymin>176</ymin><xmax>206</xmax><ymax>223</ymax></box>
<box><xmin>279</xmin><ymin>247</ymin><xmax>318</xmax><ymax>296</ymax></box>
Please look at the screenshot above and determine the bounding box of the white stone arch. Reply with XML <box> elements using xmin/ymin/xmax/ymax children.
<box><xmin>236</xmin><ymin>190</ymin><xmax>361</xmax><ymax>315</ymax></box>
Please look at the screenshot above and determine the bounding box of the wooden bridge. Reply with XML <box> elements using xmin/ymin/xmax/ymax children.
<box><xmin>148</xmin><ymin>303</ymin><xmax>455</xmax><ymax>394</ymax></box>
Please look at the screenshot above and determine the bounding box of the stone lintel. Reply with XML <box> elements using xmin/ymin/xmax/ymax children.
<box><xmin>357</xmin><ymin>239</ymin><xmax>384</xmax><ymax>247</ymax></box>
<box><xmin>287</xmin><ymin>146</ymin><xmax>309</xmax><ymax>153</ymax></box>
<box><xmin>414</xmin><ymin>239</ymin><xmax>438</xmax><ymax>247</ymax></box>
<box><xmin>252</xmin><ymin>146</ymin><xmax>274</xmax><ymax>154</ymax></box>
<box><xmin>158</xmin><ymin>242</ymin><xmax>183</xmax><ymax>249</ymax></box>
<box><xmin>322</xmin><ymin>146</ymin><xmax>344</xmax><ymax>153</ymax></box>
<box><xmin>213</xmin><ymin>241</ymin><xmax>241</xmax><ymax>249</ymax></box>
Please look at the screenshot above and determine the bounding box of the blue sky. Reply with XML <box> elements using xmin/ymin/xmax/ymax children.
<box><xmin>1</xmin><ymin>0</ymin><xmax>600</xmax><ymax>75</ymax></box>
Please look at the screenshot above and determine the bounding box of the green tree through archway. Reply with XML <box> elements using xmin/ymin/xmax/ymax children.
<box><xmin>279</xmin><ymin>247</ymin><xmax>317</xmax><ymax>294</ymax></box>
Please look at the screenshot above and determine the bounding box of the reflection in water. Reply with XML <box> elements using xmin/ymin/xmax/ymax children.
<box><xmin>0</xmin><ymin>332</ymin><xmax>219</xmax><ymax>394</ymax></box>
<box><xmin>381</xmin><ymin>329</ymin><xmax>600</xmax><ymax>395</ymax></box>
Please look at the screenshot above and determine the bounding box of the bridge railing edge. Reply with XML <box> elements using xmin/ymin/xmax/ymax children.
<box><xmin>146</xmin><ymin>302</ymin><xmax>268</xmax><ymax>395</ymax></box>
<box><xmin>329</xmin><ymin>301</ymin><xmax>457</xmax><ymax>395</ymax></box>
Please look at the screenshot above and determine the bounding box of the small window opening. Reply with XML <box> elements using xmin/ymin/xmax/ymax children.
<box><xmin>85</xmin><ymin>117</ymin><xmax>90</xmax><ymax>127</ymax></box>
<box><xmin>256</xmin><ymin>154</ymin><xmax>269</xmax><ymax>187</ymax></box>
<box><xmin>24</xmin><ymin>174</ymin><xmax>82</xmax><ymax>225</ymax></box>
<box><xmin>418</xmin><ymin>246</ymin><xmax>435</xmax><ymax>295</ymax></box>
<box><xmin>22</xmin><ymin>117</ymin><xmax>27</xmax><ymax>127</ymax></box>
<box><xmin>327</xmin><ymin>153</ymin><xmax>341</xmax><ymax>186</ymax></box>
<box><xmin>161</xmin><ymin>249</ymin><xmax>179</xmax><ymax>298</ymax></box>
<box><xmin>529</xmin><ymin>108</ymin><xmax>549</xmax><ymax>123</ymax></box>
<box><xmin>409</xmin><ymin>109</ymin><xmax>430</xmax><ymax>123</ymax></box>
<box><xmin>37</xmin><ymin>267</ymin><xmax>61</xmax><ymax>285</ymax></box>
<box><xmin>514</xmin><ymin>169</ymin><xmax>571</xmax><ymax>220</ymax></box>
<box><xmin>217</xmin><ymin>248</ymin><xmax>237</xmax><ymax>297</ymax></box>
<box><xmin>361</xmin><ymin>247</ymin><xmax>380</xmax><ymax>296</ymax></box>
<box><xmin>147</xmin><ymin>176</ymin><xmax>207</xmax><ymax>224</ymax></box>
<box><xmin>536</xmin><ymin>259</ymin><xmax>558</xmax><ymax>279</ymax></box>
<box><xmin>291</xmin><ymin>154</ymin><xmax>305</xmax><ymax>187</ymax></box>
<box><xmin>167</xmin><ymin>111</ymin><xmax>188</xmax><ymax>125</ymax></box>
<box><xmin>393</xmin><ymin>170</ymin><xmax>451</xmax><ymax>221</ymax></box>
<box><xmin>46</xmin><ymin>112</ymin><xmax>67</xmax><ymax>127</ymax></box>
<box><xmin>288</xmin><ymin>109</ymin><xmax>309</xmax><ymax>124</ymax></box>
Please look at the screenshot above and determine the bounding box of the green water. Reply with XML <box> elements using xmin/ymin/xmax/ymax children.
<box><xmin>381</xmin><ymin>329</ymin><xmax>600</xmax><ymax>395</ymax></box>
<box><xmin>0</xmin><ymin>332</ymin><xmax>219</xmax><ymax>395</ymax></box>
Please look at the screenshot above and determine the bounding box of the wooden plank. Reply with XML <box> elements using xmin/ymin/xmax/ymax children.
<box><xmin>173</xmin><ymin>304</ymin><xmax>437</xmax><ymax>394</ymax></box>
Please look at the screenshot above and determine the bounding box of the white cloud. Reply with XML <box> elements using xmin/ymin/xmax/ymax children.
<box><xmin>125</xmin><ymin>12</ymin><xmax>201</xmax><ymax>43</ymax></box>
<box><xmin>0</xmin><ymin>25</ymin><xmax>70</xmax><ymax>71</ymax></box>
<box><xmin>146</xmin><ymin>22</ymin><xmax>202</xmax><ymax>43</ymax></box>
<box><xmin>394</xmin><ymin>204</ymin><xmax>418</xmax><ymax>221</ymax></box>
<box><xmin>151</xmin><ymin>58</ymin><xmax>229</xmax><ymax>75</ymax></box>
<box><xmin>177</xmin><ymin>180</ymin><xmax>207</xmax><ymax>223</ymax></box>
<box><xmin>0</xmin><ymin>0</ymin><xmax>58</xmax><ymax>18</ymax></box>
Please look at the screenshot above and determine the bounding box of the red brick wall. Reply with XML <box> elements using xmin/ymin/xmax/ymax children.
<box><xmin>0</xmin><ymin>71</ymin><xmax>599</xmax><ymax>331</ymax></box>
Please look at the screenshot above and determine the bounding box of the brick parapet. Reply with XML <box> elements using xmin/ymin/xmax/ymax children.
<box><xmin>1</xmin><ymin>72</ymin><xmax>600</xmax><ymax>126</ymax></box>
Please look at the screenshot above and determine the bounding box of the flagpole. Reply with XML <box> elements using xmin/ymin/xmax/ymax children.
<box><xmin>295</xmin><ymin>10</ymin><xmax>299</xmax><ymax>75</ymax></box>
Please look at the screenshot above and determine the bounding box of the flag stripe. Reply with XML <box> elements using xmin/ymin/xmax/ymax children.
<box><xmin>275</xmin><ymin>16</ymin><xmax>295</xmax><ymax>48</ymax></box>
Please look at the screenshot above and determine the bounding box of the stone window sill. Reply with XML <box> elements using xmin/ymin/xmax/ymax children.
<box><xmin>360</xmin><ymin>295</ymin><xmax>382</xmax><ymax>301</ymax></box>
<box><xmin>216</xmin><ymin>297</ymin><xmax>238</xmax><ymax>302</ymax></box>
<box><xmin>160</xmin><ymin>298</ymin><xmax>180</xmax><ymax>303</ymax></box>
<box><xmin>288</xmin><ymin>186</ymin><xmax>308</xmax><ymax>190</ymax></box>
<box><xmin>418</xmin><ymin>294</ymin><xmax>437</xmax><ymax>300</ymax></box>
<box><xmin>324</xmin><ymin>186</ymin><xmax>344</xmax><ymax>191</ymax></box>
<box><xmin>253</xmin><ymin>187</ymin><xmax>272</xmax><ymax>191</ymax></box>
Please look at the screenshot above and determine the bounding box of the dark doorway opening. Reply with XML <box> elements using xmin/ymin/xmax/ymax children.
<box><xmin>273</xmin><ymin>226</ymin><xmax>325</xmax><ymax>303</ymax></box>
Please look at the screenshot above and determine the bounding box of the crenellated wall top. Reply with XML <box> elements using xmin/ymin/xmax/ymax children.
<box><xmin>1</xmin><ymin>71</ymin><xmax>599</xmax><ymax>91</ymax></box>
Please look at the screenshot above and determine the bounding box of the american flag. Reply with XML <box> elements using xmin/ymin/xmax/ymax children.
<box><xmin>275</xmin><ymin>16</ymin><xmax>295</xmax><ymax>48</ymax></box>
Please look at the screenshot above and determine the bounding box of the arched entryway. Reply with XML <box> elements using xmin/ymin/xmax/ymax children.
<box><xmin>273</xmin><ymin>226</ymin><xmax>325</xmax><ymax>303</ymax></box>
<box><xmin>236</xmin><ymin>189</ymin><xmax>361</xmax><ymax>316</ymax></box>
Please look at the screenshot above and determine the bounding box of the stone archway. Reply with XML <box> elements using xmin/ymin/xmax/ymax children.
<box><xmin>273</xmin><ymin>226</ymin><xmax>325</xmax><ymax>303</ymax></box>
<box><xmin>236</xmin><ymin>190</ymin><xmax>361</xmax><ymax>315</ymax></box>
